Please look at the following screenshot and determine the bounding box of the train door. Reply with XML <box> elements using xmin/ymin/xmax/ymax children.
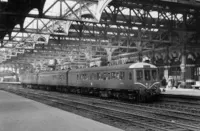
<box><xmin>127</xmin><ymin>69</ymin><xmax>134</xmax><ymax>87</ymax></box>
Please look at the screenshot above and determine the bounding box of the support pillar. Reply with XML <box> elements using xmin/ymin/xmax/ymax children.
<box><xmin>68</xmin><ymin>55</ymin><xmax>74</xmax><ymax>62</ymax></box>
<box><xmin>164</xmin><ymin>66</ymin><xmax>170</xmax><ymax>80</ymax></box>
<box><xmin>83</xmin><ymin>51</ymin><xmax>93</xmax><ymax>67</ymax></box>
<box><xmin>104</xmin><ymin>47</ymin><xmax>117</xmax><ymax>62</ymax></box>
<box><xmin>135</xmin><ymin>41</ymin><xmax>146</xmax><ymax>62</ymax></box>
<box><xmin>180</xmin><ymin>53</ymin><xmax>186</xmax><ymax>81</ymax></box>
<box><xmin>151</xmin><ymin>44</ymin><xmax>155</xmax><ymax>64</ymax></box>
<box><xmin>179</xmin><ymin>13</ymin><xmax>189</xmax><ymax>85</ymax></box>
<box><xmin>83</xmin><ymin>47</ymin><xmax>93</xmax><ymax>61</ymax></box>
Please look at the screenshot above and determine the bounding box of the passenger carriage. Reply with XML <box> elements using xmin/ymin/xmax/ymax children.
<box><xmin>19</xmin><ymin>62</ymin><xmax>161</xmax><ymax>102</ymax></box>
<box><xmin>68</xmin><ymin>62</ymin><xmax>161</xmax><ymax>101</ymax></box>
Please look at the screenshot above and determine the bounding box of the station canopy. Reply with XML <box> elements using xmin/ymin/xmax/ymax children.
<box><xmin>0</xmin><ymin>0</ymin><xmax>199</xmax><ymax>70</ymax></box>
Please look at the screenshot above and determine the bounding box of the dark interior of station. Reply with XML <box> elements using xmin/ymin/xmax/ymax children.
<box><xmin>1</xmin><ymin>0</ymin><xmax>200</xmax><ymax>87</ymax></box>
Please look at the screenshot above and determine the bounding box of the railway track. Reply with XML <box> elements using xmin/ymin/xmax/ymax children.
<box><xmin>24</xmin><ymin>87</ymin><xmax>200</xmax><ymax>126</ymax></box>
<box><xmin>1</xmin><ymin>86</ymin><xmax>200</xmax><ymax>131</ymax></box>
<box><xmin>26</xmin><ymin>87</ymin><xmax>200</xmax><ymax>120</ymax></box>
<box><xmin>158</xmin><ymin>96</ymin><xmax>200</xmax><ymax>107</ymax></box>
<box><xmin>27</xmin><ymin>88</ymin><xmax>200</xmax><ymax>128</ymax></box>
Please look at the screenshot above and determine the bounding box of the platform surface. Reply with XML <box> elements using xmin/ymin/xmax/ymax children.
<box><xmin>161</xmin><ymin>87</ymin><xmax>200</xmax><ymax>97</ymax></box>
<box><xmin>0</xmin><ymin>82</ymin><xmax>21</xmax><ymax>84</ymax></box>
<box><xmin>0</xmin><ymin>90</ymin><xmax>123</xmax><ymax>131</ymax></box>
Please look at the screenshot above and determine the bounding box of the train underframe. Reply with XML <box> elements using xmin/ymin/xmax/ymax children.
<box><xmin>22</xmin><ymin>84</ymin><xmax>159</xmax><ymax>102</ymax></box>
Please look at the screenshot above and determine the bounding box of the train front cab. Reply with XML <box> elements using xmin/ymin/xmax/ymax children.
<box><xmin>133</xmin><ymin>65</ymin><xmax>161</xmax><ymax>101</ymax></box>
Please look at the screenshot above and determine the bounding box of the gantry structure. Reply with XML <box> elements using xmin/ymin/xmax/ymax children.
<box><xmin>0</xmin><ymin>0</ymin><xmax>200</xmax><ymax>75</ymax></box>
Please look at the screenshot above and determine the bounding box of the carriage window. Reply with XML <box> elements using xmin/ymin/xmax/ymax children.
<box><xmin>100</xmin><ymin>73</ymin><xmax>103</xmax><ymax>80</ymax></box>
<box><xmin>120</xmin><ymin>72</ymin><xmax>125</xmax><ymax>80</ymax></box>
<box><xmin>136</xmin><ymin>70</ymin><xmax>143</xmax><ymax>81</ymax></box>
<box><xmin>129</xmin><ymin>72</ymin><xmax>132</xmax><ymax>80</ymax></box>
<box><xmin>116</xmin><ymin>72</ymin><xmax>120</xmax><ymax>79</ymax></box>
<box><xmin>94</xmin><ymin>73</ymin><xmax>97</xmax><ymax>80</ymax></box>
<box><xmin>111</xmin><ymin>72</ymin><xmax>115</xmax><ymax>79</ymax></box>
<box><xmin>107</xmin><ymin>72</ymin><xmax>111</xmax><ymax>80</ymax></box>
<box><xmin>103</xmin><ymin>73</ymin><xmax>107</xmax><ymax>80</ymax></box>
<box><xmin>152</xmin><ymin>70</ymin><xmax>157</xmax><ymax>80</ymax></box>
<box><xmin>85</xmin><ymin>74</ymin><xmax>88</xmax><ymax>80</ymax></box>
<box><xmin>97</xmin><ymin>73</ymin><xmax>100</xmax><ymax>80</ymax></box>
<box><xmin>90</xmin><ymin>74</ymin><xmax>93</xmax><ymax>80</ymax></box>
<box><xmin>144</xmin><ymin>70</ymin><xmax>151</xmax><ymax>81</ymax></box>
<box><xmin>80</xmin><ymin>74</ymin><xmax>82</xmax><ymax>80</ymax></box>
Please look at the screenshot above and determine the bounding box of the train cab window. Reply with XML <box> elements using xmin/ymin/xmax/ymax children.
<box><xmin>152</xmin><ymin>70</ymin><xmax>157</xmax><ymax>80</ymax></box>
<box><xmin>144</xmin><ymin>70</ymin><xmax>151</xmax><ymax>81</ymax></box>
<box><xmin>129</xmin><ymin>72</ymin><xmax>132</xmax><ymax>80</ymax></box>
<box><xmin>136</xmin><ymin>70</ymin><xmax>143</xmax><ymax>81</ymax></box>
<box><xmin>83</xmin><ymin>74</ymin><xmax>85</xmax><ymax>80</ymax></box>
<box><xmin>119</xmin><ymin>72</ymin><xmax>125</xmax><ymax>80</ymax></box>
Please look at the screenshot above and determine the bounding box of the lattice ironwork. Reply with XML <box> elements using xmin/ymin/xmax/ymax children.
<box><xmin>1</xmin><ymin>0</ymin><xmax>200</xmax><ymax>64</ymax></box>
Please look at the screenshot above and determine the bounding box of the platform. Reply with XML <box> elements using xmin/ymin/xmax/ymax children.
<box><xmin>0</xmin><ymin>90</ymin><xmax>123</xmax><ymax>131</ymax></box>
<box><xmin>0</xmin><ymin>82</ymin><xmax>21</xmax><ymax>84</ymax></box>
<box><xmin>161</xmin><ymin>87</ymin><xmax>200</xmax><ymax>97</ymax></box>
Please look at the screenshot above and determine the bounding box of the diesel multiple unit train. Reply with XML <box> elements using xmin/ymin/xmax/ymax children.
<box><xmin>19</xmin><ymin>62</ymin><xmax>161</xmax><ymax>102</ymax></box>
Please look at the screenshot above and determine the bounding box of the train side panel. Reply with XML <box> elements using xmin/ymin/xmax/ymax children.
<box><xmin>67</xmin><ymin>63</ymin><xmax>158</xmax><ymax>92</ymax></box>
<box><xmin>68</xmin><ymin>71</ymin><xmax>77</xmax><ymax>87</ymax></box>
<box><xmin>89</xmin><ymin>69</ymin><xmax>134</xmax><ymax>90</ymax></box>
<box><xmin>38</xmin><ymin>71</ymin><xmax>68</xmax><ymax>86</ymax></box>
<box><xmin>68</xmin><ymin>68</ymin><xmax>139</xmax><ymax>90</ymax></box>
<box><xmin>19</xmin><ymin>73</ymin><xmax>38</xmax><ymax>85</ymax></box>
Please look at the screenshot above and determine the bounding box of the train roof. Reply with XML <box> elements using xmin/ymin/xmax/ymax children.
<box><xmin>20</xmin><ymin>63</ymin><xmax>157</xmax><ymax>75</ymax></box>
<box><xmin>70</xmin><ymin>62</ymin><xmax>157</xmax><ymax>73</ymax></box>
<box><xmin>39</xmin><ymin>70</ymin><xmax>67</xmax><ymax>74</ymax></box>
<box><xmin>129</xmin><ymin>62</ymin><xmax>157</xmax><ymax>69</ymax></box>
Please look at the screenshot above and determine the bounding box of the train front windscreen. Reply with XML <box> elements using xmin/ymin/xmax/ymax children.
<box><xmin>136</xmin><ymin>69</ymin><xmax>158</xmax><ymax>88</ymax></box>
